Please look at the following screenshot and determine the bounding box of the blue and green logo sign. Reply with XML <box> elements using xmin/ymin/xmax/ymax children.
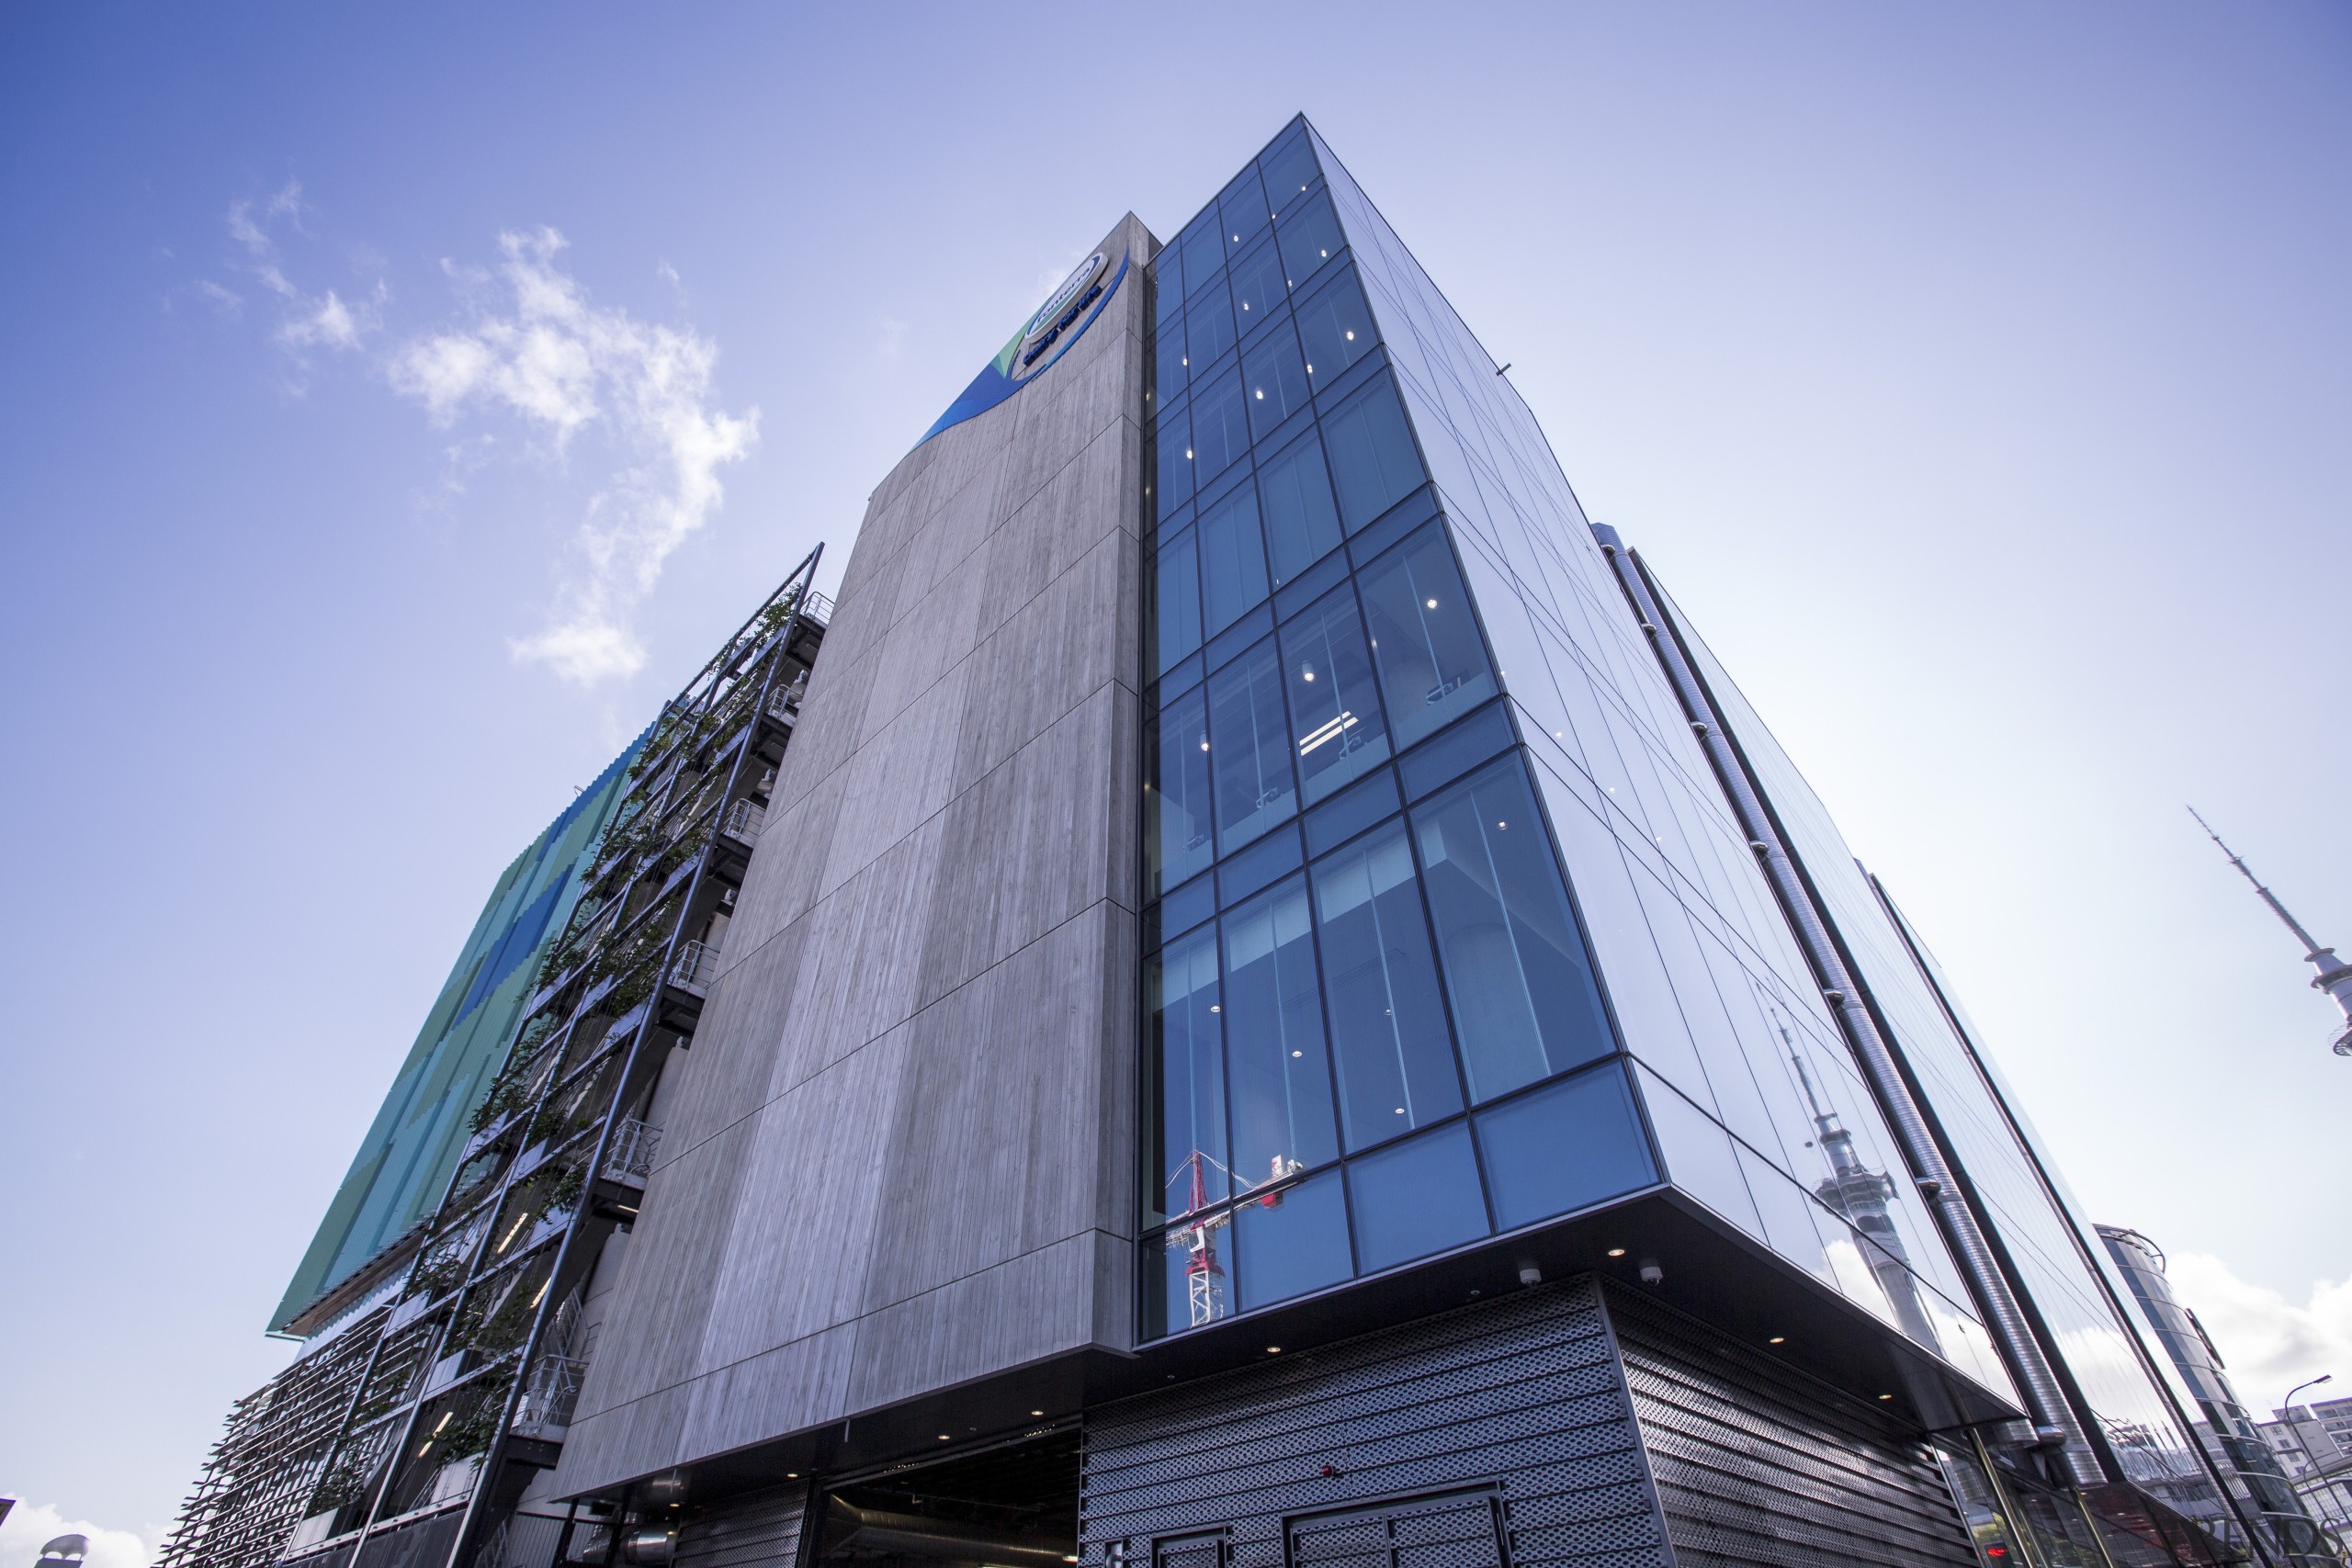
<box><xmin>918</xmin><ymin>247</ymin><xmax>1129</xmax><ymax>446</ymax></box>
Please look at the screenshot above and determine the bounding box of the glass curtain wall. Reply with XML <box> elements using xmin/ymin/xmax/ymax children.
<box><xmin>1140</xmin><ymin>120</ymin><xmax>1657</xmax><ymax>1339</ymax></box>
<box><xmin>1655</xmin><ymin>577</ymin><xmax>2237</xmax><ymax>1527</ymax></box>
<box><xmin>1249</xmin><ymin>122</ymin><xmax>2017</xmax><ymax>1396</ymax></box>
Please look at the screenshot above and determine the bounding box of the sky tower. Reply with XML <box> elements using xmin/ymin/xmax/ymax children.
<box><xmin>2191</xmin><ymin>808</ymin><xmax>2352</xmax><ymax>1058</ymax></box>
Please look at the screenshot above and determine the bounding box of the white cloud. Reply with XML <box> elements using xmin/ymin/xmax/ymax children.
<box><xmin>209</xmin><ymin>199</ymin><xmax>755</xmax><ymax>688</ymax></box>
<box><xmin>190</xmin><ymin>278</ymin><xmax>243</xmax><ymax>316</ymax></box>
<box><xmin>222</xmin><ymin>182</ymin><xmax>379</xmax><ymax>360</ymax></box>
<box><xmin>2168</xmin><ymin>1252</ymin><xmax>2352</xmax><ymax>1413</ymax></box>
<box><xmin>384</xmin><ymin>228</ymin><xmax>757</xmax><ymax>684</ymax></box>
<box><xmin>0</xmin><ymin>1501</ymin><xmax>156</xmax><ymax>1568</ymax></box>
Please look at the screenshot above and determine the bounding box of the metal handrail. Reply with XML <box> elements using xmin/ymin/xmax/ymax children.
<box><xmin>602</xmin><ymin>1118</ymin><xmax>662</xmax><ymax>1183</ymax></box>
<box><xmin>513</xmin><ymin>1351</ymin><xmax>588</xmax><ymax>1432</ymax></box>
<box><xmin>722</xmin><ymin>797</ymin><xmax>767</xmax><ymax>841</ymax></box>
<box><xmin>668</xmin><ymin>940</ymin><xmax>720</xmax><ymax>990</ymax></box>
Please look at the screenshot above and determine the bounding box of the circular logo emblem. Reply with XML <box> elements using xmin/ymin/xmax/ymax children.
<box><xmin>1021</xmin><ymin>252</ymin><xmax>1108</xmax><ymax>357</ymax></box>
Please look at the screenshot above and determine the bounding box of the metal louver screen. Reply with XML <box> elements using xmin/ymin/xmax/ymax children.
<box><xmin>1087</xmin><ymin>1281</ymin><xmax>1670</xmax><ymax>1568</ymax></box>
<box><xmin>674</xmin><ymin>1483</ymin><xmax>808</xmax><ymax>1568</ymax></box>
<box><xmin>1603</xmin><ymin>1285</ymin><xmax>1974</xmax><ymax>1568</ymax></box>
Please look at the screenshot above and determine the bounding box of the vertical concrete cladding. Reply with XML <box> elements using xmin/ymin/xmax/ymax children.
<box><xmin>1290</xmin><ymin>127</ymin><xmax>2017</xmax><ymax>1390</ymax></box>
<box><xmin>557</xmin><ymin>211</ymin><xmax>1153</xmax><ymax>1496</ymax></box>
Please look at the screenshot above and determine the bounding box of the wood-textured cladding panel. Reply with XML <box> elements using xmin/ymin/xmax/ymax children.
<box><xmin>555</xmin><ymin>212</ymin><xmax>1154</xmax><ymax>1500</ymax></box>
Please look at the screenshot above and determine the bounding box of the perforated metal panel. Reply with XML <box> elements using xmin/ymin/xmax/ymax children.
<box><xmin>1085</xmin><ymin>1281</ymin><xmax>1670</xmax><ymax>1568</ymax></box>
<box><xmin>675</xmin><ymin>1484</ymin><xmax>809</xmax><ymax>1568</ymax></box>
<box><xmin>351</xmin><ymin>1511</ymin><xmax>464</xmax><ymax>1568</ymax></box>
<box><xmin>1293</xmin><ymin>1489</ymin><xmax>1507</xmax><ymax>1568</ymax></box>
<box><xmin>1604</xmin><ymin>1285</ymin><xmax>1973</xmax><ymax>1568</ymax></box>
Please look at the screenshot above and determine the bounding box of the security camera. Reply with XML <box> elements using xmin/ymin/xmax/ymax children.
<box><xmin>1638</xmin><ymin>1258</ymin><xmax>1663</xmax><ymax>1287</ymax></box>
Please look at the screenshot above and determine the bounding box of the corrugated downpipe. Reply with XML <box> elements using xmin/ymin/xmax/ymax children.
<box><xmin>1591</xmin><ymin>524</ymin><xmax>2102</xmax><ymax>1490</ymax></box>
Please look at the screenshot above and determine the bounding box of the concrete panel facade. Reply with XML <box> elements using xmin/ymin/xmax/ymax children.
<box><xmin>557</xmin><ymin>213</ymin><xmax>1155</xmax><ymax>1496</ymax></box>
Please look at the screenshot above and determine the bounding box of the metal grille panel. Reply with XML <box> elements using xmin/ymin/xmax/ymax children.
<box><xmin>1604</xmin><ymin>1285</ymin><xmax>1973</xmax><ymax>1568</ymax></box>
<box><xmin>1085</xmin><ymin>1283</ymin><xmax>1670</xmax><ymax>1568</ymax></box>
<box><xmin>676</xmin><ymin>1484</ymin><xmax>809</xmax><ymax>1568</ymax></box>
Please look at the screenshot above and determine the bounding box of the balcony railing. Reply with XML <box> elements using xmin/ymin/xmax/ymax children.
<box><xmin>603</xmin><ymin>1118</ymin><xmax>662</xmax><ymax>1184</ymax></box>
<box><xmin>802</xmin><ymin>590</ymin><xmax>834</xmax><ymax>625</ymax></box>
<box><xmin>512</xmin><ymin>1352</ymin><xmax>588</xmax><ymax>1434</ymax></box>
<box><xmin>722</xmin><ymin>797</ymin><xmax>766</xmax><ymax>842</ymax></box>
<box><xmin>668</xmin><ymin>940</ymin><xmax>720</xmax><ymax>991</ymax></box>
<box><xmin>764</xmin><ymin>684</ymin><xmax>806</xmax><ymax>725</ymax></box>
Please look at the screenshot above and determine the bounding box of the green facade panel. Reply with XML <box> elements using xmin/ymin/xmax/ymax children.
<box><xmin>268</xmin><ymin>739</ymin><xmax>642</xmax><ymax>1332</ymax></box>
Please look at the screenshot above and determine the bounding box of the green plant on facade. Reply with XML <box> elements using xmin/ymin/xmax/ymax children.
<box><xmin>431</xmin><ymin>1368</ymin><xmax>515</xmax><ymax>1461</ymax></box>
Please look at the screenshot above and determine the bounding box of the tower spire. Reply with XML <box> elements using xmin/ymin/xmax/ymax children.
<box><xmin>2189</xmin><ymin>807</ymin><xmax>2352</xmax><ymax>1058</ymax></box>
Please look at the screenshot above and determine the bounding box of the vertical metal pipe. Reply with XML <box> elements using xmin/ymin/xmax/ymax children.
<box><xmin>1591</xmin><ymin>525</ymin><xmax>2101</xmax><ymax>1487</ymax></box>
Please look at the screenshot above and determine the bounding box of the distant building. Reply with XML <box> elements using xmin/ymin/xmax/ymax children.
<box><xmin>35</xmin><ymin>1537</ymin><xmax>89</xmax><ymax>1568</ymax></box>
<box><xmin>2101</xmin><ymin>1225</ymin><xmax>2334</xmax><ymax>1563</ymax></box>
<box><xmin>2191</xmin><ymin>812</ymin><xmax>2352</xmax><ymax>1059</ymax></box>
<box><xmin>2261</xmin><ymin>1399</ymin><xmax>2352</xmax><ymax>1540</ymax></box>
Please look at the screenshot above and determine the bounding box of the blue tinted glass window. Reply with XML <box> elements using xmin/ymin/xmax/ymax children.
<box><xmin>1243</xmin><ymin>323</ymin><xmax>1310</xmax><ymax>440</ymax></box>
<box><xmin>1207</xmin><ymin>637</ymin><xmax>1296</xmax><ymax>854</ymax></box>
<box><xmin>1186</xmin><ymin>285</ymin><xmax>1236</xmax><ymax>372</ymax></box>
<box><xmin>1348</xmin><ymin>1122</ymin><xmax>1489</xmax><ymax>1272</ymax></box>
<box><xmin>1233</xmin><ymin>1167</ymin><xmax>1350</xmax><ymax>1309</ymax></box>
<box><xmin>1144</xmin><ymin>1228</ymin><xmax>1227</xmax><ymax>1337</ymax></box>
<box><xmin>1152</xmin><ymin>525</ymin><xmax>1201</xmax><ymax>672</ymax></box>
<box><xmin>1216</xmin><ymin>822</ymin><xmax>1300</xmax><ymax>908</ymax></box>
<box><xmin>1311</xmin><ymin>820</ymin><xmax>1460</xmax><ymax>1148</ymax></box>
<box><xmin>1261</xmin><ymin>130</ymin><xmax>1320</xmax><ymax>209</ymax></box>
<box><xmin>1276</xmin><ymin>191</ymin><xmax>1345</xmax><ymax>290</ymax></box>
<box><xmin>1298</xmin><ymin>269</ymin><xmax>1377</xmax><ymax>388</ymax></box>
<box><xmin>1180</xmin><ymin>220</ymin><xmax>1225</xmax><ymax>304</ymax></box>
<box><xmin>1153</xmin><ymin>255</ymin><xmax>1183</xmax><ymax>327</ymax></box>
<box><xmin>1257</xmin><ymin>429</ymin><xmax>1344</xmax><ymax>585</ymax></box>
<box><xmin>1639</xmin><ymin>1068</ymin><xmax>1763</xmax><ymax>1237</ymax></box>
<box><xmin>1191</xmin><ymin>367</ymin><xmax>1250</xmax><ymax>482</ymax></box>
<box><xmin>1148</xmin><ymin>925</ymin><xmax>1226</xmax><ymax>1227</ymax></box>
<box><xmin>1320</xmin><ymin>374</ymin><xmax>1423</xmax><ymax>529</ymax></box>
<box><xmin>1230</xmin><ymin>237</ymin><xmax>1287</xmax><ymax>325</ymax></box>
<box><xmin>1476</xmin><ymin>1064</ymin><xmax>1656</xmax><ymax>1231</ymax></box>
<box><xmin>1357</xmin><ymin>523</ymin><xmax>1497</xmax><ymax>746</ymax></box>
<box><xmin>1196</xmin><ymin>484</ymin><xmax>1270</xmax><ymax>637</ymax></box>
<box><xmin>1220</xmin><ymin>167</ymin><xmax>1271</xmax><ymax>254</ymax></box>
<box><xmin>1147</xmin><ymin>682</ymin><xmax>1215</xmax><ymax>897</ymax></box>
<box><xmin>1412</xmin><ymin>758</ymin><xmax>1615</xmax><ymax>1100</ymax></box>
<box><xmin>1221</xmin><ymin>874</ymin><xmax>1339</xmax><ymax>1189</ymax></box>
<box><xmin>1155</xmin><ymin>404</ymin><xmax>1193</xmax><ymax>519</ymax></box>
<box><xmin>1281</xmin><ymin>586</ymin><xmax>1390</xmax><ymax>806</ymax></box>
<box><xmin>1304</xmin><ymin>767</ymin><xmax>1401</xmax><ymax>857</ymax></box>
<box><xmin>1155</xmin><ymin>321</ymin><xmax>1188</xmax><ymax>408</ymax></box>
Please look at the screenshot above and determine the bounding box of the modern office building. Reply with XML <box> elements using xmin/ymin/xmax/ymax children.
<box><xmin>160</xmin><ymin>560</ymin><xmax>831</xmax><ymax>1568</ymax></box>
<box><xmin>167</xmin><ymin>118</ymin><xmax>2304</xmax><ymax>1568</ymax></box>
<box><xmin>2099</xmin><ymin>1226</ymin><xmax>2333</xmax><ymax>1563</ymax></box>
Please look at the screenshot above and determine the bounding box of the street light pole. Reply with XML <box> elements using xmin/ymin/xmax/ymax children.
<box><xmin>2284</xmin><ymin>1376</ymin><xmax>2337</xmax><ymax>1417</ymax></box>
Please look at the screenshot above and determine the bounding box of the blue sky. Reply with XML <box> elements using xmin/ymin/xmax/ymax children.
<box><xmin>3</xmin><ymin>3</ymin><xmax>2346</xmax><ymax>1556</ymax></box>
